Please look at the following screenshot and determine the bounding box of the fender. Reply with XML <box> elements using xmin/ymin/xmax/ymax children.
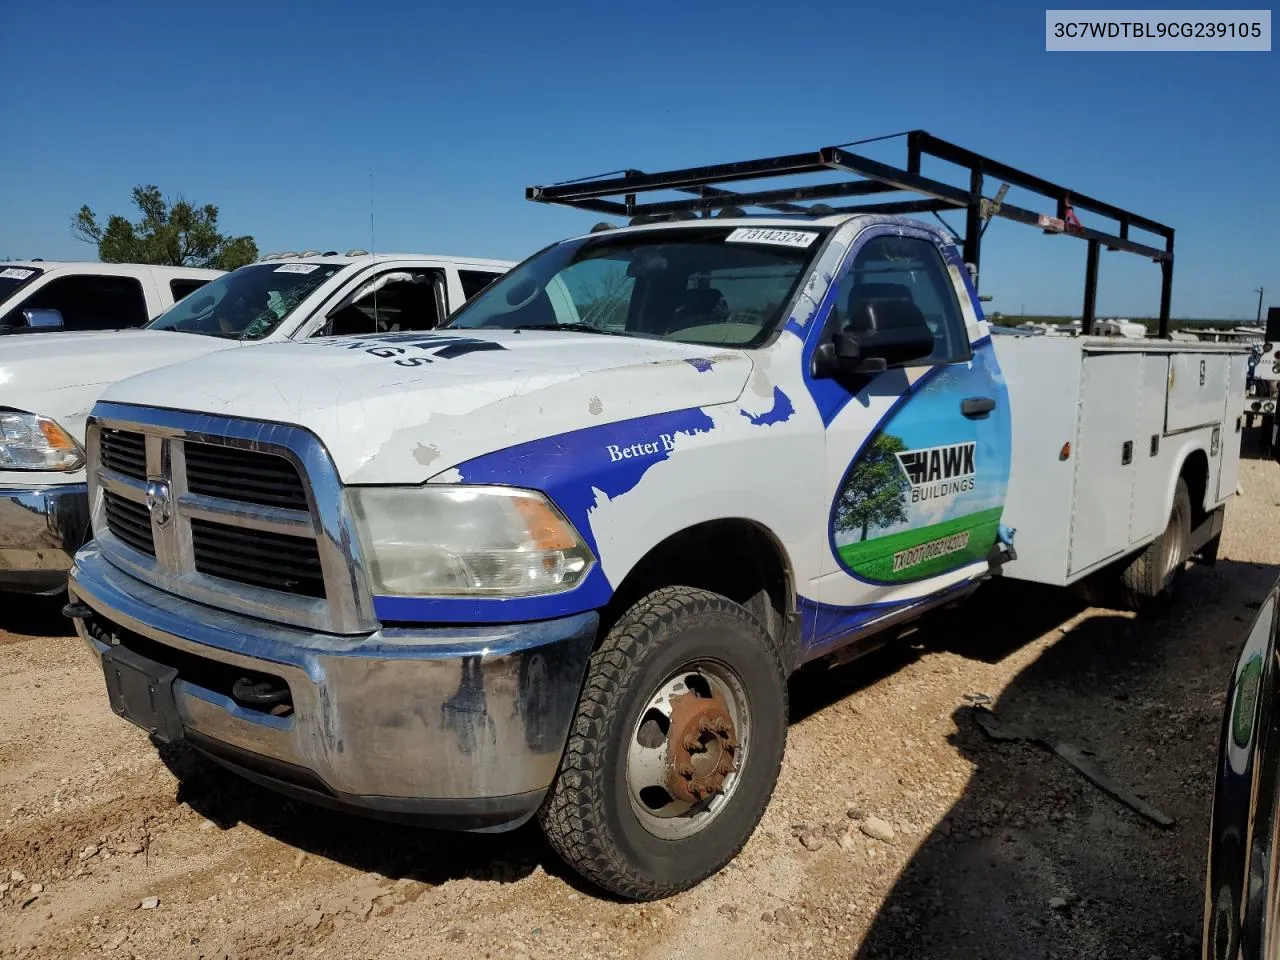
<box><xmin>386</xmin><ymin>398</ymin><xmax>822</xmax><ymax>626</ymax></box>
<box><xmin>1161</xmin><ymin>433</ymin><xmax>1214</xmax><ymax>519</ymax></box>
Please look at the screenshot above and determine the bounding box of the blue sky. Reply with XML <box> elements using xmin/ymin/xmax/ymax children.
<box><xmin>2</xmin><ymin>1</ymin><xmax>1275</xmax><ymax>319</ymax></box>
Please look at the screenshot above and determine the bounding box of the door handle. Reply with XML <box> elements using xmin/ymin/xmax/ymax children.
<box><xmin>961</xmin><ymin>396</ymin><xmax>996</xmax><ymax>419</ymax></box>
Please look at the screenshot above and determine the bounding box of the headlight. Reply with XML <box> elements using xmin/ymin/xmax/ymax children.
<box><xmin>348</xmin><ymin>485</ymin><xmax>594</xmax><ymax>597</ymax></box>
<box><xmin>0</xmin><ymin>412</ymin><xmax>84</xmax><ymax>470</ymax></box>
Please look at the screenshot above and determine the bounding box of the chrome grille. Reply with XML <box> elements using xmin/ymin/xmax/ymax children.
<box><xmin>99</xmin><ymin>429</ymin><xmax>147</xmax><ymax>480</ymax></box>
<box><xmin>86</xmin><ymin>403</ymin><xmax>377</xmax><ymax>635</ymax></box>
<box><xmin>191</xmin><ymin>518</ymin><xmax>325</xmax><ymax>598</ymax></box>
<box><xmin>103</xmin><ymin>490</ymin><xmax>154</xmax><ymax>556</ymax></box>
<box><xmin>184</xmin><ymin>442</ymin><xmax>310</xmax><ymax>510</ymax></box>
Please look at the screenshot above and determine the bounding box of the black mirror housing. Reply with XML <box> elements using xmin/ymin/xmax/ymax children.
<box><xmin>813</xmin><ymin>298</ymin><xmax>935</xmax><ymax>379</ymax></box>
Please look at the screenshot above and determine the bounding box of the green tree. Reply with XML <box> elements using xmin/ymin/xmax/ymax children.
<box><xmin>72</xmin><ymin>185</ymin><xmax>258</xmax><ymax>270</ymax></box>
<box><xmin>835</xmin><ymin>432</ymin><xmax>910</xmax><ymax>541</ymax></box>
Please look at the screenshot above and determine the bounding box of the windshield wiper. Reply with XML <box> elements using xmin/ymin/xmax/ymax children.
<box><xmin>513</xmin><ymin>323</ymin><xmax>623</xmax><ymax>335</ymax></box>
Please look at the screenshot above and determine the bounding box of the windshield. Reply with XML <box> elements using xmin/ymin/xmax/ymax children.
<box><xmin>0</xmin><ymin>266</ymin><xmax>43</xmax><ymax>304</ymax></box>
<box><xmin>147</xmin><ymin>262</ymin><xmax>342</xmax><ymax>339</ymax></box>
<box><xmin>443</xmin><ymin>226</ymin><xmax>828</xmax><ymax>347</ymax></box>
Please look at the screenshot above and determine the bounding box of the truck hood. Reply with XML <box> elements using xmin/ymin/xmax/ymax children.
<box><xmin>100</xmin><ymin>330</ymin><xmax>754</xmax><ymax>484</ymax></box>
<box><xmin>0</xmin><ymin>329</ymin><xmax>236</xmax><ymax>448</ymax></box>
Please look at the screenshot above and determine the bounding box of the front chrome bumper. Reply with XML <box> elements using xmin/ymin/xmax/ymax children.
<box><xmin>0</xmin><ymin>483</ymin><xmax>90</xmax><ymax>593</ymax></box>
<box><xmin>68</xmin><ymin>545</ymin><xmax>597</xmax><ymax>832</ymax></box>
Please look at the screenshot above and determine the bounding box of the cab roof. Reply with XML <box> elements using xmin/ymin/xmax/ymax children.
<box><xmin>3</xmin><ymin>260</ymin><xmax>222</xmax><ymax>276</ymax></box>
<box><xmin>252</xmin><ymin>253</ymin><xmax>515</xmax><ymax>270</ymax></box>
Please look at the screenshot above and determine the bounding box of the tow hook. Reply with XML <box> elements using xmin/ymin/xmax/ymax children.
<box><xmin>231</xmin><ymin>677</ymin><xmax>293</xmax><ymax>716</ymax></box>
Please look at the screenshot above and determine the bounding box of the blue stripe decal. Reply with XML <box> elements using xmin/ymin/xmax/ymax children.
<box><xmin>798</xmin><ymin>578</ymin><xmax>977</xmax><ymax>659</ymax></box>
<box><xmin>373</xmin><ymin>586</ymin><xmax>611</xmax><ymax>625</ymax></box>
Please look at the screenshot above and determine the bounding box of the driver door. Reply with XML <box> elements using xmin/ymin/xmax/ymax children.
<box><xmin>811</xmin><ymin>227</ymin><xmax>1009</xmax><ymax>647</ymax></box>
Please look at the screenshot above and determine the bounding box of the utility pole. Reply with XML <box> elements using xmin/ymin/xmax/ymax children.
<box><xmin>1255</xmin><ymin>287</ymin><xmax>1265</xmax><ymax>324</ymax></box>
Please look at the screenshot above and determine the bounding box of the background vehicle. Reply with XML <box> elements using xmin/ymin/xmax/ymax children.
<box><xmin>64</xmin><ymin>135</ymin><xmax>1246</xmax><ymax>900</ymax></box>
<box><xmin>1203</xmin><ymin>574</ymin><xmax>1280</xmax><ymax>960</ymax></box>
<box><xmin>0</xmin><ymin>251</ymin><xmax>512</xmax><ymax>593</ymax></box>
<box><xmin>1243</xmin><ymin>308</ymin><xmax>1280</xmax><ymax>455</ymax></box>
<box><xmin>0</xmin><ymin>261</ymin><xmax>222</xmax><ymax>335</ymax></box>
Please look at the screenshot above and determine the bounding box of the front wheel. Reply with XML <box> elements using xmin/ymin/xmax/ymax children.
<box><xmin>539</xmin><ymin>587</ymin><xmax>788</xmax><ymax>900</ymax></box>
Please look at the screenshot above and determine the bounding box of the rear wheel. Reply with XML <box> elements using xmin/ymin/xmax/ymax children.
<box><xmin>539</xmin><ymin>587</ymin><xmax>787</xmax><ymax>900</ymax></box>
<box><xmin>1120</xmin><ymin>477</ymin><xmax>1192</xmax><ymax>608</ymax></box>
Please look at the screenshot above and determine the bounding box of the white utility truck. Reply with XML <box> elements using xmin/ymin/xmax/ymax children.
<box><xmin>65</xmin><ymin>134</ymin><xmax>1246</xmax><ymax>900</ymax></box>
<box><xmin>0</xmin><ymin>261</ymin><xmax>222</xmax><ymax>334</ymax></box>
<box><xmin>0</xmin><ymin>251</ymin><xmax>511</xmax><ymax>593</ymax></box>
<box><xmin>1244</xmin><ymin>307</ymin><xmax>1280</xmax><ymax>454</ymax></box>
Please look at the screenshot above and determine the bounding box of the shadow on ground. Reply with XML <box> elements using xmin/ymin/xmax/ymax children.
<box><xmin>0</xmin><ymin>592</ymin><xmax>74</xmax><ymax>639</ymax></box>
<box><xmin>847</xmin><ymin>558</ymin><xmax>1280</xmax><ymax>960</ymax></box>
<box><xmin>145</xmin><ymin>553</ymin><xmax>1277</xmax><ymax>933</ymax></box>
<box><xmin>156</xmin><ymin>740</ymin><xmax>576</xmax><ymax>890</ymax></box>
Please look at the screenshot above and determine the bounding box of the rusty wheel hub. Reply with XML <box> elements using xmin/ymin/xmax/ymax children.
<box><xmin>665</xmin><ymin>689</ymin><xmax>740</xmax><ymax>804</ymax></box>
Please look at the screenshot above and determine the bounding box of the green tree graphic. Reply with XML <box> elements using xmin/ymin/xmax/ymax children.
<box><xmin>835</xmin><ymin>433</ymin><xmax>910</xmax><ymax>541</ymax></box>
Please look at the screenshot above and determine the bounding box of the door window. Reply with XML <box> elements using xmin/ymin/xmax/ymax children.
<box><xmin>830</xmin><ymin>235</ymin><xmax>971</xmax><ymax>363</ymax></box>
<box><xmin>458</xmin><ymin>270</ymin><xmax>504</xmax><ymax>301</ymax></box>
<box><xmin>169</xmin><ymin>278</ymin><xmax>211</xmax><ymax>302</ymax></box>
<box><xmin>315</xmin><ymin>269</ymin><xmax>445</xmax><ymax>337</ymax></box>
<box><xmin>0</xmin><ymin>274</ymin><xmax>149</xmax><ymax>331</ymax></box>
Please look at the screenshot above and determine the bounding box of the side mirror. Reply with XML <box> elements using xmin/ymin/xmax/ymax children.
<box><xmin>22</xmin><ymin>308</ymin><xmax>63</xmax><ymax>329</ymax></box>
<box><xmin>812</xmin><ymin>299</ymin><xmax>935</xmax><ymax>379</ymax></box>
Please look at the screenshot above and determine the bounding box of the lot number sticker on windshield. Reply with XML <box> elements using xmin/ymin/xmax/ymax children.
<box><xmin>725</xmin><ymin>228</ymin><xmax>818</xmax><ymax>249</ymax></box>
<box><xmin>0</xmin><ymin>268</ymin><xmax>36</xmax><ymax>280</ymax></box>
<box><xmin>273</xmin><ymin>263</ymin><xmax>320</xmax><ymax>274</ymax></box>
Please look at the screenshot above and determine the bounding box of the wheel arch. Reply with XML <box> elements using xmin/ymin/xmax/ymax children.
<box><xmin>602</xmin><ymin>517</ymin><xmax>799</xmax><ymax>667</ymax></box>
<box><xmin>1164</xmin><ymin>439</ymin><xmax>1212</xmax><ymax>529</ymax></box>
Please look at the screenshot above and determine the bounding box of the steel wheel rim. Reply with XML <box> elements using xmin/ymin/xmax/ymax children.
<box><xmin>1162</xmin><ymin>503</ymin><xmax>1186</xmax><ymax>583</ymax></box>
<box><xmin>625</xmin><ymin>659</ymin><xmax>751</xmax><ymax>840</ymax></box>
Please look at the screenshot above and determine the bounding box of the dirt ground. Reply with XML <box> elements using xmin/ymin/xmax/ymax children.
<box><xmin>2</xmin><ymin>450</ymin><xmax>1278</xmax><ymax>960</ymax></box>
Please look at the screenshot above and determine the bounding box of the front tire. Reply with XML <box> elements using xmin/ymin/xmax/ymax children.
<box><xmin>539</xmin><ymin>587</ymin><xmax>787</xmax><ymax>900</ymax></box>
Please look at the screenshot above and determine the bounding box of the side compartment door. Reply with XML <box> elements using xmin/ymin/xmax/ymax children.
<box><xmin>1069</xmin><ymin>353</ymin><xmax>1143</xmax><ymax>575</ymax></box>
<box><xmin>1129</xmin><ymin>353</ymin><xmax>1171</xmax><ymax>545</ymax></box>
<box><xmin>814</xmin><ymin>230</ymin><xmax>1010</xmax><ymax>627</ymax></box>
<box><xmin>1219</xmin><ymin>351</ymin><xmax>1248</xmax><ymax>501</ymax></box>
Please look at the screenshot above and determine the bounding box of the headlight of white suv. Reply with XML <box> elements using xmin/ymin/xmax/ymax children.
<box><xmin>0</xmin><ymin>412</ymin><xmax>85</xmax><ymax>471</ymax></box>
<box><xmin>347</xmin><ymin>485</ymin><xmax>594</xmax><ymax>597</ymax></box>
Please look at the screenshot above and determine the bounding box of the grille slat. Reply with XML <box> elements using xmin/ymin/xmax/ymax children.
<box><xmin>187</xmin><ymin>525</ymin><xmax>319</xmax><ymax>568</ymax></box>
<box><xmin>184</xmin><ymin>444</ymin><xmax>308</xmax><ymax>509</ymax></box>
<box><xmin>190</xmin><ymin>518</ymin><xmax>325</xmax><ymax>598</ymax></box>
<box><xmin>103</xmin><ymin>490</ymin><xmax>154</xmax><ymax>556</ymax></box>
<box><xmin>100</xmin><ymin>429</ymin><xmax>147</xmax><ymax>480</ymax></box>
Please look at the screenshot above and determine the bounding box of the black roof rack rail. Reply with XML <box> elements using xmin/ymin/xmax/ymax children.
<box><xmin>526</xmin><ymin>130</ymin><xmax>1176</xmax><ymax>337</ymax></box>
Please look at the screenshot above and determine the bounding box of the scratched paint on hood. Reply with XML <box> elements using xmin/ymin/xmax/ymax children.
<box><xmin>97</xmin><ymin>329</ymin><xmax>753</xmax><ymax>484</ymax></box>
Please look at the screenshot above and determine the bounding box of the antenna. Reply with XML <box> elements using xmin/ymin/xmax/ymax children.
<box><xmin>369</xmin><ymin>172</ymin><xmax>377</xmax><ymax>334</ymax></box>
